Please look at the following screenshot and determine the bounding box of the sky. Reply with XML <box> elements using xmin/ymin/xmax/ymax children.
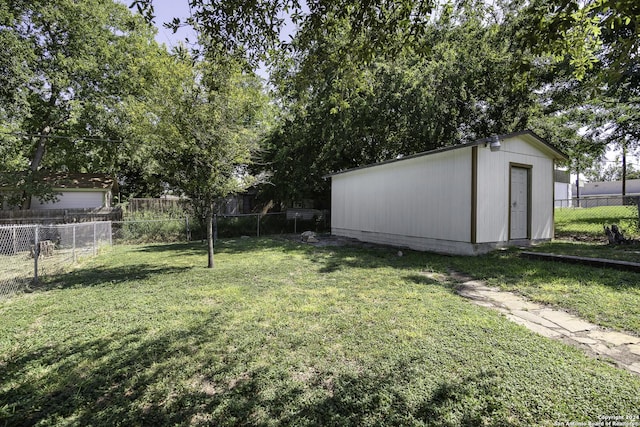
<box><xmin>139</xmin><ymin>0</ymin><xmax>296</xmax><ymax>81</ymax></box>
<box><xmin>147</xmin><ymin>0</ymin><xmax>197</xmax><ymax>50</ymax></box>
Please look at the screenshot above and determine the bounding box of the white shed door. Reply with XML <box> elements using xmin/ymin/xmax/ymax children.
<box><xmin>510</xmin><ymin>167</ymin><xmax>529</xmax><ymax>239</ymax></box>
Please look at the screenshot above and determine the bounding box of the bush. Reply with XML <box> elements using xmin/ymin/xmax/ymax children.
<box><xmin>113</xmin><ymin>211</ymin><xmax>189</xmax><ymax>243</ymax></box>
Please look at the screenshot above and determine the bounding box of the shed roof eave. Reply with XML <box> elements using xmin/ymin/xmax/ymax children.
<box><xmin>324</xmin><ymin>130</ymin><xmax>567</xmax><ymax>179</ymax></box>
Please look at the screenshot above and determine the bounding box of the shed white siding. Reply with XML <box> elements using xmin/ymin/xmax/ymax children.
<box><xmin>329</xmin><ymin>131</ymin><xmax>564</xmax><ymax>255</ymax></box>
<box><xmin>30</xmin><ymin>191</ymin><xmax>106</xmax><ymax>210</ymax></box>
<box><xmin>475</xmin><ymin>135</ymin><xmax>555</xmax><ymax>243</ymax></box>
<box><xmin>332</xmin><ymin>148</ymin><xmax>473</xmax><ymax>253</ymax></box>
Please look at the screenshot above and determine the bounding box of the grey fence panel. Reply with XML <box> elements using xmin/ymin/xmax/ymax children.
<box><xmin>0</xmin><ymin>222</ymin><xmax>112</xmax><ymax>297</ymax></box>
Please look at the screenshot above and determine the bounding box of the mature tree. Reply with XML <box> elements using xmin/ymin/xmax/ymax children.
<box><xmin>517</xmin><ymin>0</ymin><xmax>639</xmax><ymax>83</ymax></box>
<box><xmin>140</xmin><ymin>53</ymin><xmax>270</xmax><ymax>267</ymax></box>
<box><xmin>0</xmin><ymin>0</ymin><xmax>165</xmax><ymax>207</ymax></box>
<box><xmin>131</xmin><ymin>0</ymin><xmax>637</xmax><ymax>207</ymax></box>
<box><xmin>130</xmin><ymin>0</ymin><xmax>436</xmax><ymax>63</ymax></box>
<box><xmin>519</xmin><ymin>0</ymin><xmax>639</xmax><ymax>194</ymax></box>
<box><xmin>260</xmin><ymin>1</ymin><xmax>548</xmax><ymax>205</ymax></box>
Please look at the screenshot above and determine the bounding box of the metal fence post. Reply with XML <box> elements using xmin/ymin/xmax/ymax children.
<box><xmin>93</xmin><ymin>222</ymin><xmax>97</xmax><ymax>256</ymax></box>
<box><xmin>12</xmin><ymin>226</ymin><xmax>17</xmax><ymax>255</ymax></box>
<box><xmin>185</xmin><ymin>216</ymin><xmax>190</xmax><ymax>241</ymax></box>
<box><xmin>73</xmin><ymin>224</ymin><xmax>77</xmax><ymax>263</ymax></box>
<box><xmin>33</xmin><ymin>224</ymin><xmax>39</xmax><ymax>285</ymax></box>
<box><xmin>257</xmin><ymin>213</ymin><xmax>260</xmax><ymax>237</ymax></box>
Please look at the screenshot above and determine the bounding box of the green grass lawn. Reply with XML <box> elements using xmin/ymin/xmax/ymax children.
<box><xmin>527</xmin><ymin>239</ymin><xmax>640</xmax><ymax>264</ymax></box>
<box><xmin>1</xmin><ymin>238</ymin><xmax>639</xmax><ymax>426</ymax></box>
<box><xmin>444</xmin><ymin>244</ymin><xmax>640</xmax><ymax>335</ymax></box>
<box><xmin>555</xmin><ymin>205</ymin><xmax>640</xmax><ymax>240</ymax></box>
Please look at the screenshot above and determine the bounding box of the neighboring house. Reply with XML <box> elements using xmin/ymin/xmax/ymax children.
<box><xmin>570</xmin><ymin>179</ymin><xmax>640</xmax><ymax>208</ymax></box>
<box><xmin>554</xmin><ymin>169</ymin><xmax>572</xmax><ymax>207</ymax></box>
<box><xmin>573</xmin><ymin>179</ymin><xmax>640</xmax><ymax>197</ymax></box>
<box><xmin>327</xmin><ymin>130</ymin><xmax>567</xmax><ymax>255</ymax></box>
<box><xmin>1</xmin><ymin>173</ymin><xmax>117</xmax><ymax>210</ymax></box>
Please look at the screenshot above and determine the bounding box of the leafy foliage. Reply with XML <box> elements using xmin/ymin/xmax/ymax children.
<box><xmin>261</xmin><ymin>3</ymin><xmax>548</xmax><ymax>204</ymax></box>
<box><xmin>135</xmin><ymin>53</ymin><xmax>270</xmax><ymax>266</ymax></box>
<box><xmin>130</xmin><ymin>0</ymin><xmax>437</xmax><ymax>63</ymax></box>
<box><xmin>0</xmin><ymin>0</ymin><xmax>167</xmax><ymax>206</ymax></box>
<box><xmin>518</xmin><ymin>0</ymin><xmax>639</xmax><ymax>82</ymax></box>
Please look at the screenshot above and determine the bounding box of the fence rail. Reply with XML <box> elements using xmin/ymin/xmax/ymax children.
<box><xmin>554</xmin><ymin>196</ymin><xmax>640</xmax><ymax>241</ymax></box>
<box><xmin>126</xmin><ymin>198</ymin><xmax>184</xmax><ymax>214</ymax></box>
<box><xmin>0</xmin><ymin>207</ymin><xmax>122</xmax><ymax>224</ymax></box>
<box><xmin>0</xmin><ymin>222</ymin><xmax>112</xmax><ymax>297</ymax></box>
<box><xmin>111</xmin><ymin>211</ymin><xmax>330</xmax><ymax>244</ymax></box>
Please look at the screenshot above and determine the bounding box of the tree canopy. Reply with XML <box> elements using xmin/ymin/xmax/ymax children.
<box><xmin>3</xmin><ymin>0</ymin><xmax>638</xmax><ymax>216</ymax></box>
<box><xmin>259</xmin><ymin>1</ymin><xmax>553</xmax><ymax>205</ymax></box>
<box><xmin>0</xmin><ymin>0</ymin><xmax>167</xmax><ymax>206</ymax></box>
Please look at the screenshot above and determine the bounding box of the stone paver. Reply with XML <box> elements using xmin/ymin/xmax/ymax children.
<box><xmin>586</xmin><ymin>330</ymin><xmax>640</xmax><ymax>346</ymax></box>
<box><xmin>571</xmin><ymin>336</ymin><xmax>599</xmax><ymax>345</ymax></box>
<box><xmin>505</xmin><ymin>314</ymin><xmax>563</xmax><ymax>338</ymax></box>
<box><xmin>510</xmin><ymin>310</ymin><xmax>559</xmax><ymax>328</ymax></box>
<box><xmin>628</xmin><ymin>363</ymin><xmax>640</xmax><ymax>375</ymax></box>
<box><xmin>629</xmin><ymin>344</ymin><xmax>640</xmax><ymax>356</ymax></box>
<box><xmin>451</xmin><ymin>272</ymin><xmax>640</xmax><ymax>377</ymax></box>
<box><xmin>537</xmin><ymin>309</ymin><xmax>598</xmax><ymax>333</ymax></box>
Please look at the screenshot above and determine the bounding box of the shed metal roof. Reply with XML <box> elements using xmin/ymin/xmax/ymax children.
<box><xmin>325</xmin><ymin>130</ymin><xmax>568</xmax><ymax>178</ymax></box>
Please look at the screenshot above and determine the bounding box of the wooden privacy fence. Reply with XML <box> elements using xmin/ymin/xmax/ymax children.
<box><xmin>127</xmin><ymin>198</ymin><xmax>184</xmax><ymax>214</ymax></box>
<box><xmin>0</xmin><ymin>207</ymin><xmax>122</xmax><ymax>224</ymax></box>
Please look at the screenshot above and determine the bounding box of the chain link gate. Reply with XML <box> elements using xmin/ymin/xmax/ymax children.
<box><xmin>0</xmin><ymin>222</ymin><xmax>112</xmax><ymax>297</ymax></box>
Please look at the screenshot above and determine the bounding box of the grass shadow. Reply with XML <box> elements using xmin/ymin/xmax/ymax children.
<box><xmin>0</xmin><ymin>315</ymin><xmax>514</xmax><ymax>426</ymax></box>
<box><xmin>0</xmin><ymin>318</ymin><xmax>235</xmax><ymax>426</ymax></box>
<box><xmin>129</xmin><ymin>241</ymin><xmax>209</xmax><ymax>255</ymax></box>
<box><xmin>38</xmin><ymin>264</ymin><xmax>193</xmax><ymax>291</ymax></box>
<box><xmin>404</xmin><ymin>272</ymin><xmax>455</xmax><ymax>290</ymax></box>
<box><xmin>305</xmin><ymin>244</ymin><xmax>427</xmax><ymax>274</ymax></box>
<box><xmin>278</xmin><ymin>366</ymin><xmax>513</xmax><ymax>426</ymax></box>
<box><xmin>530</xmin><ymin>241</ymin><xmax>640</xmax><ymax>263</ymax></box>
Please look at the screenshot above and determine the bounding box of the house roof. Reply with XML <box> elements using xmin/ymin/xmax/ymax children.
<box><xmin>576</xmin><ymin>179</ymin><xmax>640</xmax><ymax>196</ymax></box>
<box><xmin>324</xmin><ymin>130</ymin><xmax>568</xmax><ymax>178</ymax></box>
<box><xmin>0</xmin><ymin>172</ymin><xmax>117</xmax><ymax>191</ymax></box>
<box><xmin>41</xmin><ymin>173</ymin><xmax>116</xmax><ymax>190</ymax></box>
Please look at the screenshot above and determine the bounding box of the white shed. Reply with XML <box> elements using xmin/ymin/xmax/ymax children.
<box><xmin>328</xmin><ymin>131</ymin><xmax>567</xmax><ymax>255</ymax></box>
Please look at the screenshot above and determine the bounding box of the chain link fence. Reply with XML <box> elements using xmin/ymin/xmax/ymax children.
<box><xmin>112</xmin><ymin>211</ymin><xmax>330</xmax><ymax>244</ymax></box>
<box><xmin>555</xmin><ymin>196</ymin><xmax>640</xmax><ymax>241</ymax></box>
<box><xmin>0</xmin><ymin>222</ymin><xmax>112</xmax><ymax>297</ymax></box>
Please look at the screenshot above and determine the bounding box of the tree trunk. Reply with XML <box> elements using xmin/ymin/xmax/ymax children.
<box><xmin>206</xmin><ymin>210</ymin><xmax>214</xmax><ymax>268</ymax></box>
<box><xmin>622</xmin><ymin>144</ymin><xmax>627</xmax><ymax>197</ymax></box>
<box><xmin>20</xmin><ymin>128</ymin><xmax>51</xmax><ymax>210</ymax></box>
<box><xmin>30</xmin><ymin>129</ymin><xmax>49</xmax><ymax>173</ymax></box>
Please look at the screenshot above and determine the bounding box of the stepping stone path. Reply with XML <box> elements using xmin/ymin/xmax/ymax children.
<box><xmin>426</xmin><ymin>270</ymin><xmax>640</xmax><ymax>376</ymax></box>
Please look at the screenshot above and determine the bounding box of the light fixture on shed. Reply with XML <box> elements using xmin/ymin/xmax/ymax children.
<box><xmin>489</xmin><ymin>135</ymin><xmax>501</xmax><ymax>152</ymax></box>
